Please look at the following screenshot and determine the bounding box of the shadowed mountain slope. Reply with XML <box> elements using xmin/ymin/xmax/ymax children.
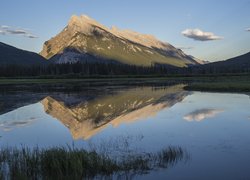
<box><xmin>0</xmin><ymin>42</ymin><xmax>47</xmax><ymax>66</ymax></box>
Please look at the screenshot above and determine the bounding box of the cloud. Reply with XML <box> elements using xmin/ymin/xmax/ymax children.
<box><xmin>183</xmin><ymin>108</ymin><xmax>224</xmax><ymax>122</ymax></box>
<box><xmin>25</xmin><ymin>34</ymin><xmax>38</xmax><ymax>38</ymax></box>
<box><xmin>182</xmin><ymin>29</ymin><xmax>223</xmax><ymax>41</ymax></box>
<box><xmin>246</xmin><ymin>28</ymin><xmax>250</xmax><ymax>32</ymax></box>
<box><xmin>1</xmin><ymin>25</ymin><xmax>10</xmax><ymax>29</ymax></box>
<box><xmin>0</xmin><ymin>25</ymin><xmax>38</xmax><ymax>38</ymax></box>
<box><xmin>177</xmin><ymin>46</ymin><xmax>194</xmax><ymax>50</ymax></box>
<box><xmin>6</xmin><ymin>29</ymin><xmax>28</xmax><ymax>34</ymax></box>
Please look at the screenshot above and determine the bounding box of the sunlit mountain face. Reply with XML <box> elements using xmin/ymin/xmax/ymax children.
<box><xmin>40</xmin><ymin>15</ymin><xmax>199</xmax><ymax>67</ymax></box>
<box><xmin>40</xmin><ymin>85</ymin><xmax>189</xmax><ymax>139</ymax></box>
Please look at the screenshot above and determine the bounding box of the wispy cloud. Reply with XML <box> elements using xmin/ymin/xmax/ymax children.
<box><xmin>0</xmin><ymin>25</ymin><xmax>38</xmax><ymax>38</ymax></box>
<box><xmin>177</xmin><ymin>46</ymin><xmax>194</xmax><ymax>50</ymax></box>
<box><xmin>246</xmin><ymin>28</ymin><xmax>250</xmax><ymax>32</ymax></box>
<box><xmin>6</xmin><ymin>29</ymin><xmax>29</xmax><ymax>35</ymax></box>
<box><xmin>182</xmin><ymin>29</ymin><xmax>223</xmax><ymax>41</ymax></box>
<box><xmin>0</xmin><ymin>25</ymin><xmax>10</xmax><ymax>29</ymax></box>
<box><xmin>25</xmin><ymin>34</ymin><xmax>38</xmax><ymax>38</ymax></box>
<box><xmin>183</xmin><ymin>108</ymin><xmax>224</xmax><ymax>122</ymax></box>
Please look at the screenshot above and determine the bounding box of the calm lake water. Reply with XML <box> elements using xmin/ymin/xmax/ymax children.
<box><xmin>0</xmin><ymin>83</ymin><xmax>250</xmax><ymax>179</ymax></box>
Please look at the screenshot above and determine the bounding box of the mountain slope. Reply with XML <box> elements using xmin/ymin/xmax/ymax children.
<box><xmin>209</xmin><ymin>52</ymin><xmax>250</xmax><ymax>66</ymax></box>
<box><xmin>202</xmin><ymin>52</ymin><xmax>250</xmax><ymax>70</ymax></box>
<box><xmin>0</xmin><ymin>42</ymin><xmax>47</xmax><ymax>65</ymax></box>
<box><xmin>189</xmin><ymin>51</ymin><xmax>250</xmax><ymax>74</ymax></box>
<box><xmin>40</xmin><ymin>15</ymin><xmax>200</xmax><ymax>67</ymax></box>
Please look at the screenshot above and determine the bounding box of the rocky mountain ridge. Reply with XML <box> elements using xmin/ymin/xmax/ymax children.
<box><xmin>40</xmin><ymin>15</ymin><xmax>201</xmax><ymax>67</ymax></box>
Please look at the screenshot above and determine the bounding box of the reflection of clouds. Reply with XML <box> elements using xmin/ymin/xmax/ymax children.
<box><xmin>184</xmin><ymin>109</ymin><xmax>224</xmax><ymax>122</ymax></box>
<box><xmin>0</xmin><ymin>117</ymin><xmax>37</xmax><ymax>132</ymax></box>
<box><xmin>3</xmin><ymin>127</ymin><xmax>12</xmax><ymax>132</ymax></box>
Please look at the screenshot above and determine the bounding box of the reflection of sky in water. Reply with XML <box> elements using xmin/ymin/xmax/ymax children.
<box><xmin>0</xmin><ymin>92</ymin><xmax>249</xmax><ymax>148</ymax></box>
<box><xmin>0</xmin><ymin>91</ymin><xmax>250</xmax><ymax>179</ymax></box>
<box><xmin>0</xmin><ymin>105</ymin><xmax>40</xmax><ymax>131</ymax></box>
<box><xmin>0</xmin><ymin>118</ymin><xmax>36</xmax><ymax>131</ymax></box>
<box><xmin>0</xmin><ymin>103</ymin><xmax>75</xmax><ymax>147</ymax></box>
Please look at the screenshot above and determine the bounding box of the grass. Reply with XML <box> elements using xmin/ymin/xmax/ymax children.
<box><xmin>0</xmin><ymin>74</ymin><xmax>249</xmax><ymax>92</ymax></box>
<box><xmin>0</xmin><ymin>76</ymin><xmax>179</xmax><ymax>85</ymax></box>
<box><xmin>0</xmin><ymin>146</ymin><xmax>186</xmax><ymax>179</ymax></box>
<box><xmin>184</xmin><ymin>75</ymin><xmax>250</xmax><ymax>92</ymax></box>
<box><xmin>185</xmin><ymin>82</ymin><xmax>250</xmax><ymax>92</ymax></box>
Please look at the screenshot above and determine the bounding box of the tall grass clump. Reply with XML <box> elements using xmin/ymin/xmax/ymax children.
<box><xmin>0</xmin><ymin>146</ymin><xmax>187</xmax><ymax>179</ymax></box>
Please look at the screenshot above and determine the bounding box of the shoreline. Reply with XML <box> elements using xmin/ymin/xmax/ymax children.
<box><xmin>0</xmin><ymin>75</ymin><xmax>249</xmax><ymax>92</ymax></box>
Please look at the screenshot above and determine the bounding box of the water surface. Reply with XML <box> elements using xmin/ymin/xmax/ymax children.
<box><xmin>0</xmin><ymin>83</ymin><xmax>250</xmax><ymax>179</ymax></box>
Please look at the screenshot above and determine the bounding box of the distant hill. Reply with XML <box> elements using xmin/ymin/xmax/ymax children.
<box><xmin>209</xmin><ymin>52</ymin><xmax>250</xmax><ymax>67</ymax></box>
<box><xmin>188</xmin><ymin>52</ymin><xmax>250</xmax><ymax>74</ymax></box>
<box><xmin>40</xmin><ymin>15</ymin><xmax>201</xmax><ymax>67</ymax></box>
<box><xmin>0</xmin><ymin>42</ymin><xmax>47</xmax><ymax>66</ymax></box>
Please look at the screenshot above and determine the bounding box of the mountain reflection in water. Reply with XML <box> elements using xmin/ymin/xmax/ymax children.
<box><xmin>41</xmin><ymin>84</ymin><xmax>189</xmax><ymax>139</ymax></box>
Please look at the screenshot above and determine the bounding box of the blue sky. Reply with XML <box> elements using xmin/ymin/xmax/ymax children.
<box><xmin>0</xmin><ymin>0</ymin><xmax>250</xmax><ymax>62</ymax></box>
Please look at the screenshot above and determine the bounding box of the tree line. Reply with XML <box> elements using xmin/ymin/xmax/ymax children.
<box><xmin>0</xmin><ymin>61</ymin><xmax>249</xmax><ymax>77</ymax></box>
<box><xmin>0</xmin><ymin>62</ymin><xmax>179</xmax><ymax>77</ymax></box>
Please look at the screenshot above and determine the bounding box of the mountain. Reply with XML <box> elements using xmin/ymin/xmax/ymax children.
<box><xmin>192</xmin><ymin>51</ymin><xmax>250</xmax><ymax>73</ymax></box>
<box><xmin>40</xmin><ymin>15</ymin><xmax>200</xmax><ymax>67</ymax></box>
<box><xmin>0</xmin><ymin>42</ymin><xmax>47</xmax><ymax>65</ymax></box>
<box><xmin>208</xmin><ymin>52</ymin><xmax>250</xmax><ymax>67</ymax></box>
<box><xmin>187</xmin><ymin>55</ymin><xmax>208</xmax><ymax>65</ymax></box>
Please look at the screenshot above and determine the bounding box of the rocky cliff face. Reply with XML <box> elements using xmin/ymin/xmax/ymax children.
<box><xmin>40</xmin><ymin>15</ymin><xmax>200</xmax><ymax>67</ymax></box>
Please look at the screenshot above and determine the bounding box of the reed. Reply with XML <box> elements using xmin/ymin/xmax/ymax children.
<box><xmin>0</xmin><ymin>146</ymin><xmax>186</xmax><ymax>179</ymax></box>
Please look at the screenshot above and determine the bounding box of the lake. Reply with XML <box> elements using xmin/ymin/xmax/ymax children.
<box><xmin>0</xmin><ymin>82</ymin><xmax>250</xmax><ymax>179</ymax></box>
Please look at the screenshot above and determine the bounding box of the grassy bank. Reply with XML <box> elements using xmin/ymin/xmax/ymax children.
<box><xmin>185</xmin><ymin>82</ymin><xmax>250</xmax><ymax>92</ymax></box>
<box><xmin>0</xmin><ymin>74</ymin><xmax>249</xmax><ymax>92</ymax></box>
<box><xmin>0</xmin><ymin>146</ymin><xmax>185</xmax><ymax>179</ymax></box>
<box><xmin>0</xmin><ymin>74</ymin><xmax>249</xmax><ymax>84</ymax></box>
<box><xmin>179</xmin><ymin>75</ymin><xmax>250</xmax><ymax>92</ymax></box>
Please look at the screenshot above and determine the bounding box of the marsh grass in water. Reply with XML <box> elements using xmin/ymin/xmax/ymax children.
<box><xmin>0</xmin><ymin>146</ymin><xmax>186</xmax><ymax>179</ymax></box>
